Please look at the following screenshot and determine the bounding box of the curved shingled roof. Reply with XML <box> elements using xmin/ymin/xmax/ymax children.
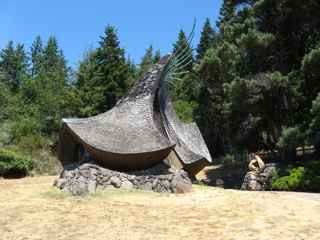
<box><xmin>59</xmin><ymin>35</ymin><xmax>212</xmax><ymax>171</ymax></box>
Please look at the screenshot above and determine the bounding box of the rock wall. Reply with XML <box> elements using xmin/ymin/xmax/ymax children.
<box><xmin>54</xmin><ymin>162</ymin><xmax>192</xmax><ymax>195</ymax></box>
<box><xmin>241</xmin><ymin>163</ymin><xmax>278</xmax><ymax>191</ymax></box>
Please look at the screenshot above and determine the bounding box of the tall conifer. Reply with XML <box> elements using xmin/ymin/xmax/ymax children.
<box><xmin>138</xmin><ymin>45</ymin><xmax>153</xmax><ymax>77</ymax></box>
<box><xmin>196</xmin><ymin>18</ymin><xmax>216</xmax><ymax>61</ymax></box>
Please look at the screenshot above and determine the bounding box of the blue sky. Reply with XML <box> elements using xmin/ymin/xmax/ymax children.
<box><xmin>0</xmin><ymin>0</ymin><xmax>222</xmax><ymax>68</ymax></box>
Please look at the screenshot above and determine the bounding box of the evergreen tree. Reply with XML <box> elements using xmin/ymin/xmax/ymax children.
<box><xmin>126</xmin><ymin>55</ymin><xmax>137</xmax><ymax>87</ymax></box>
<box><xmin>218</xmin><ymin>0</ymin><xmax>236</xmax><ymax>29</ymax></box>
<box><xmin>30</xmin><ymin>36</ymin><xmax>71</xmax><ymax>133</ymax></box>
<box><xmin>170</xmin><ymin>30</ymin><xmax>195</xmax><ymax>101</ymax></box>
<box><xmin>76</xmin><ymin>50</ymin><xmax>104</xmax><ymax>117</ymax></box>
<box><xmin>153</xmin><ymin>49</ymin><xmax>161</xmax><ymax>63</ymax></box>
<box><xmin>138</xmin><ymin>45</ymin><xmax>153</xmax><ymax>77</ymax></box>
<box><xmin>0</xmin><ymin>41</ymin><xmax>15</xmax><ymax>88</ymax></box>
<box><xmin>0</xmin><ymin>42</ymin><xmax>28</xmax><ymax>92</ymax></box>
<box><xmin>0</xmin><ymin>78</ymin><xmax>10</xmax><ymax>121</ymax></box>
<box><xmin>95</xmin><ymin>25</ymin><xmax>131</xmax><ymax>111</ymax></box>
<box><xmin>172</xmin><ymin>30</ymin><xmax>193</xmax><ymax>73</ymax></box>
<box><xmin>196</xmin><ymin>18</ymin><xmax>216</xmax><ymax>61</ymax></box>
<box><xmin>30</xmin><ymin>36</ymin><xmax>44</xmax><ymax>77</ymax></box>
<box><xmin>195</xmin><ymin>48</ymin><xmax>229</xmax><ymax>156</ymax></box>
<box><xmin>75</xmin><ymin>25</ymin><xmax>132</xmax><ymax>116</ymax></box>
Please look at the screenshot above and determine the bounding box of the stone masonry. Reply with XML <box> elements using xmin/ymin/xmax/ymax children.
<box><xmin>54</xmin><ymin>162</ymin><xmax>192</xmax><ymax>196</ymax></box>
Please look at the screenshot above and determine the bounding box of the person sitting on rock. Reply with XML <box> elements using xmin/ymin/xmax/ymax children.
<box><xmin>248</xmin><ymin>153</ymin><xmax>265</xmax><ymax>174</ymax></box>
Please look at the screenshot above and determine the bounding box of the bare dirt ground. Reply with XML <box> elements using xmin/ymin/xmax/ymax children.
<box><xmin>0</xmin><ymin>176</ymin><xmax>320</xmax><ymax>240</ymax></box>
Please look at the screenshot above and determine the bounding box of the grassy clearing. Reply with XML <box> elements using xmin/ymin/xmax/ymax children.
<box><xmin>0</xmin><ymin>176</ymin><xmax>320</xmax><ymax>240</ymax></box>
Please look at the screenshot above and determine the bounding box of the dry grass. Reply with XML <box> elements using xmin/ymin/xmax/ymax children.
<box><xmin>0</xmin><ymin>176</ymin><xmax>320</xmax><ymax>240</ymax></box>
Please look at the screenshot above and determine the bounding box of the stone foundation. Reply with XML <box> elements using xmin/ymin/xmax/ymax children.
<box><xmin>54</xmin><ymin>162</ymin><xmax>192</xmax><ymax>195</ymax></box>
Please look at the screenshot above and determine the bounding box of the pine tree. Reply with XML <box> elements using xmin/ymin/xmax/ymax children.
<box><xmin>170</xmin><ymin>30</ymin><xmax>195</xmax><ymax>100</ymax></box>
<box><xmin>138</xmin><ymin>45</ymin><xmax>153</xmax><ymax>77</ymax></box>
<box><xmin>30</xmin><ymin>36</ymin><xmax>44</xmax><ymax>77</ymax></box>
<box><xmin>172</xmin><ymin>30</ymin><xmax>193</xmax><ymax>73</ymax></box>
<box><xmin>42</xmin><ymin>36</ymin><xmax>69</xmax><ymax>92</ymax></box>
<box><xmin>126</xmin><ymin>55</ymin><xmax>137</xmax><ymax>88</ymax></box>
<box><xmin>153</xmin><ymin>49</ymin><xmax>161</xmax><ymax>63</ymax></box>
<box><xmin>95</xmin><ymin>25</ymin><xmax>131</xmax><ymax>111</ymax></box>
<box><xmin>0</xmin><ymin>41</ymin><xmax>28</xmax><ymax>92</ymax></box>
<box><xmin>195</xmin><ymin>48</ymin><xmax>228</xmax><ymax>156</ymax></box>
<box><xmin>0</xmin><ymin>41</ymin><xmax>15</xmax><ymax>87</ymax></box>
<box><xmin>44</xmin><ymin>37</ymin><xmax>65</xmax><ymax>74</ymax></box>
<box><xmin>196</xmin><ymin>18</ymin><xmax>216</xmax><ymax>61</ymax></box>
<box><xmin>218</xmin><ymin>0</ymin><xmax>236</xmax><ymax>29</ymax></box>
<box><xmin>0</xmin><ymin>77</ymin><xmax>10</xmax><ymax>121</ymax></box>
<box><xmin>75</xmin><ymin>25</ymin><xmax>132</xmax><ymax>115</ymax></box>
<box><xmin>34</xmin><ymin>36</ymin><xmax>70</xmax><ymax>133</ymax></box>
<box><xmin>75</xmin><ymin>50</ymin><xmax>104</xmax><ymax>117</ymax></box>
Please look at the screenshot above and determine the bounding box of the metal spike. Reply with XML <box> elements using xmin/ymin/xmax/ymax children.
<box><xmin>167</xmin><ymin>20</ymin><xmax>196</xmax><ymax>66</ymax></box>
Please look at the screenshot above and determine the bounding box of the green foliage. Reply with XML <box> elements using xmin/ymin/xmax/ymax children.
<box><xmin>272</xmin><ymin>167</ymin><xmax>306</xmax><ymax>191</ymax></box>
<box><xmin>301</xmin><ymin>48</ymin><xmax>320</xmax><ymax>109</ymax></box>
<box><xmin>0</xmin><ymin>149</ymin><xmax>33</xmax><ymax>177</ymax></box>
<box><xmin>172</xmin><ymin>30</ymin><xmax>193</xmax><ymax>73</ymax></box>
<box><xmin>173</xmin><ymin>100</ymin><xmax>198</xmax><ymax>123</ymax></box>
<box><xmin>309</xmin><ymin>93</ymin><xmax>320</xmax><ymax>151</ymax></box>
<box><xmin>195</xmin><ymin>46</ymin><xmax>236</xmax><ymax>156</ymax></box>
<box><xmin>0</xmin><ymin>81</ymin><xmax>10</xmax><ymax>121</ymax></box>
<box><xmin>153</xmin><ymin>49</ymin><xmax>161</xmax><ymax>64</ymax></box>
<box><xmin>302</xmin><ymin>48</ymin><xmax>320</xmax><ymax>79</ymax></box>
<box><xmin>302</xmin><ymin>161</ymin><xmax>320</xmax><ymax>192</ymax></box>
<box><xmin>193</xmin><ymin>0</ymin><xmax>320</xmax><ymax>157</ymax></box>
<box><xmin>272</xmin><ymin>160</ymin><xmax>320</xmax><ymax>192</ymax></box>
<box><xmin>277</xmin><ymin>127</ymin><xmax>303</xmax><ymax>152</ymax></box>
<box><xmin>76</xmin><ymin>26</ymin><xmax>134</xmax><ymax>116</ymax></box>
<box><xmin>94</xmin><ymin>25</ymin><xmax>132</xmax><ymax>111</ymax></box>
<box><xmin>138</xmin><ymin>45</ymin><xmax>154</xmax><ymax>77</ymax></box>
<box><xmin>10</xmin><ymin>117</ymin><xmax>43</xmax><ymax>142</ymax></box>
<box><xmin>0</xmin><ymin>42</ymin><xmax>28</xmax><ymax>92</ymax></box>
<box><xmin>196</xmin><ymin>18</ymin><xmax>217</xmax><ymax>61</ymax></box>
<box><xmin>30</xmin><ymin>36</ymin><xmax>44</xmax><ymax>77</ymax></box>
<box><xmin>1</xmin><ymin>2</ymin><xmax>320</xmax><ymax>183</ymax></box>
<box><xmin>271</xmin><ymin>165</ymin><xmax>320</xmax><ymax>192</ymax></box>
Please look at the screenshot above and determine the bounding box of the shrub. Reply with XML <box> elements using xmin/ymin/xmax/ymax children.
<box><xmin>301</xmin><ymin>161</ymin><xmax>320</xmax><ymax>192</ymax></box>
<box><xmin>271</xmin><ymin>167</ymin><xmax>306</xmax><ymax>191</ymax></box>
<box><xmin>10</xmin><ymin>116</ymin><xmax>43</xmax><ymax>142</ymax></box>
<box><xmin>272</xmin><ymin>165</ymin><xmax>320</xmax><ymax>192</ymax></box>
<box><xmin>17</xmin><ymin>134</ymin><xmax>52</xmax><ymax>153</ymax></box>
<box><xmin>0</xmin><ymin>149</ymin><xmax>33</xmax><ymax>178</ymax></box>
<box><xmin>31</xmin><ymin>148</ymin><xmax>62</xmax><ymax>176</ymax></box>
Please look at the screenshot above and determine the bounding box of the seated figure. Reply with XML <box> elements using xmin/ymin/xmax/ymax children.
<box><xmin>248</xmin><ymin>153</ymin><xmax>265</xmax><ymax>174</ymax></box>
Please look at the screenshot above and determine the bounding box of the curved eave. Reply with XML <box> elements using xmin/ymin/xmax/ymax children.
<box><xmin>61</xmin><ymin>121</ymin><xmax>175</xmax><ymax>156</ymax></box>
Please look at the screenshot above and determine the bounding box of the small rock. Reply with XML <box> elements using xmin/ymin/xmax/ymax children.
<box><xmin>87</xmin><ymin>180</ymin><xmax>97</xmax><ymax>193</ymax></box>
<box><xmin>53</xmin><ymin>178</ymin><xmax>65</xmax><ymax>189</ymax></box>
<box><xmin>121</xmin><ymin>181</ymin><xmax>133</xmax><ymax>189</ymax></box>
<box><xmin>140</xmin><ymin>181</ymin><xmax>153</xmax><ymax>191</ymax></box>
<box><xmin>172</xmin><ymin>176</ymin><xmax>192</xmax><ymax>194</ymax></box>
<box><xmin>71</xmin><ymin>181</ymin><xmax>88</xmax><ymax>196</ymax></box>
<box><xmin>110</xmin><ymin>176</ymin><xmax>122</xmax><ymax>188</ymax></box>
